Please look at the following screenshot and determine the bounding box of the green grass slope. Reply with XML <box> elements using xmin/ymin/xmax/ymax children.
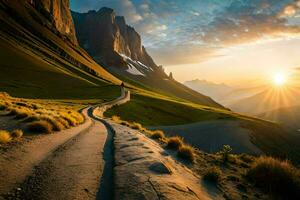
<box><xmin>105</xmin><ymin>91</ymin><xmax>300</xmax><ymax>164</ymax></box>
<box><xmin>0</xmin><ymin>0</ymin><xmax>120</xmax><ymax>99</ymax></box>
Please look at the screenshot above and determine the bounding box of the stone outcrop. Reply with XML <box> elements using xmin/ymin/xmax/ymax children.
<box><xmin>32</xmin><ymin>0</ymin><xmax>78</xmax><ymax>45</ymax></box>
<box><xmin>72</xmin><ymin>8</ymin><xmax>156</xmax><ymax>68</ymax></box>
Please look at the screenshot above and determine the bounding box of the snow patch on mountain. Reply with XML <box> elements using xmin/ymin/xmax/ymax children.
<box><xmin>119</xmin><ymin>53</ymin><xmax>153</xmax><ymax>72</ymax></box>
<box><xmin>127</xmin><ymin>64</ymin><xmax>146</xmax><ymax>76</ymax></box>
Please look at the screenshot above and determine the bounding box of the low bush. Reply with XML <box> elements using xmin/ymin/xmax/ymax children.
<box><xmin>11</xmin><ymin>129</ymin><xmax>23</xmax><ymax>138</ymax></box>
<box><xmin>177</xmin><ymin>145</ymin><xmax>195</xmax><ymax>162</ymax></box>
<box><xmin>15</xmin><ymin>112</ymin><xmax>29</xmax><ymax>120</ymax></box>
<box><xmin>0</xmin><ymin>105</ymin><xmax>7</xmax><ymax>111</ymax></box>
<box><xmin>219</xmin><ymin>145</ymin><xmax>232</xmax><ymax>162</ymax></box>
<box><xmin>112</xmin><ymin>115</ymin><xmax>120</xmax><ymax>122</ymax></box>
<box><xmin>150</xmin><ymin>130</ymin><xmax>165</xmax><ymax>140</ymax></box>
<box><xmin>203</xmin><ymin>167</ymin><xmax>222</xmax><ymax>183</ymax></box>
<box><xmin>120</xmin><ymin>121</ymin><xmax>130</xmax><ymax>126</ymax></box>
<box><xmin>60</xmin><ymin>113</ymin><xmax>77</xmax><ymax>126</ymax></box>
<box><xmin>239</xmin><ymin>153</ymin><xmax>254</xmax><ymax>163</ymax></box>
<box><xmin>130</xmin><ymin>122</ymin><xmax>144</xmax><ymax>131</ymax></box>
<box><xmin>40</xmin><ymin>116</ymin><xmax>64</xmax><ymax>131</ymax></box>
<box><xmin>23</xmin><ymin>115</ymin><xmax>39</xmax><ymax>123</ymax></box>
<box><xmin>166</xmin><ymin>136</ymin><xmax>183</xmax><ymax>150</ymax></box>
<box><xmin>247</xmin><ymin>156</ymin><xmax>300</xmax><ymax>198</ymax></box>
<box><xmin>28</xmin><ymin>121</ymin><xmax>52</xmax><ymax>134</ymax></box>
<box><xmin>0</xmin><ymin>130</ymin><xmax>12</xmax><ymax>143</ymax></box>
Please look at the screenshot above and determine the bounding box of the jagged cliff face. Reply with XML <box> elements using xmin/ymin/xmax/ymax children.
<box><xmin>33</xmin><ymin>0</ymin><xmax>78</xmax><ymax>45</ymax></box>
<box><xmin>72</xmin><ymin>8</ymin><xmax>157</xmax><ymax>69</ymax></box>
<box><xmin>72</xmin><ymin>8</ymin><xmax>224</xmax><ymax>108</ymax></box>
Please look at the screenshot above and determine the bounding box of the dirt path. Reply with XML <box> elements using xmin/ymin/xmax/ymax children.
<box><xmin>7</xmin><ymin>109</ymin><xmax>108</xmax><ymax>200</ymax></box>
<box><xmin>108</xmin><ymin>120</ymin><xmax>218</xmax><ymax>200</ymax></box>
<box><xmin>0</xmin><ymin>108</ymin><xmax>92</xmax><ymax>198</ymax></box>
<box><xmin>1</xmin><ymin>88</ymin><xmax>130</xmax><ymax>200</ymax></box>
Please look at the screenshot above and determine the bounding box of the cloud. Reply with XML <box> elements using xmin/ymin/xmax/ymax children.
<box><xmin>201</xmin><ymin>0</ymin><xmax>300</xmax><ymax>46</ymax></box>
<box><xmin>71</xmin><ymin>0</ymin><xmax>300</xmax><ymax>66</ymax></box>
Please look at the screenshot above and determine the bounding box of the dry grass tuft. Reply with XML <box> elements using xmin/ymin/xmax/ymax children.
<box><xmin>40</xmin><ymin>116</ymin><xmax>65</xmax><ymax>131</ymax></box>
<box><xmin>177</xmin><ymin>145</ymin><xmax>195</xmax><ymax>162</ymax></box>
<box><xmin>112</xmin><ymin>115</ymin><xmax>121</xmax><ymax>122</ymax></box>
<box><xmin>203</xmin><ymin>167</ymin><xmax>222</xmax><ymax>183</ymax></box>
<box><xmin>28</xmin><ymin>121</ymin><xmax>52</xmax><ymax>134</ymax></box>
<box><xmin>0</xmin><ymin>130</ymin><xmax>12</xmax><ymax>143</ymax></box>
<box><xmin>166</xmin><ymin>136</ymin><xmax>183</xmax><ymax>150</ymax></box>
<box><xmin>130</xmin><ymin>122</ymin><xmax>144</xmax><ymax>131</ymax></box>
<box><xmin>150</xmin><ymin>130</ymin><xmax>165</xmax><ymax>140</ymax></box>
<box><xmin>247</xmin><ymin>156</ymin><xmax>300</xmax><ymax>198</ymax></box>
<box><xmin>11</xmin><ymin>129</ymin><xmax>23</xmax><ymax>138</ymax></box>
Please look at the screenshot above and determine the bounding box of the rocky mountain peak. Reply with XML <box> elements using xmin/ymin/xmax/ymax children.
<box><xmin>31</xmin><ymin>0</ymin><xmax>78</xmax><ymax>45</ymax></box>
<box><xmin>72</xmin><ymin>8</ymin><xmax>157</xmax><ymax>69</ymax></box>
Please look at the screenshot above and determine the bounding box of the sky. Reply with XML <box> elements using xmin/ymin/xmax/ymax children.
<box><xmin>70</xmin><ymin>0</ymin><xmax>300</xmax><ymax>85</ymax></box>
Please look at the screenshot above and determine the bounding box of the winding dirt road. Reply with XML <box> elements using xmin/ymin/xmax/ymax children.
<box><xmin>1</xmin><ymin>88</ymin><xmax>129</xmax><ymax>200</ymax></box>
<box><xmin>1</xmin><ymin>88</ymin><xmax>215</xmax><ymax>200</ymax></box>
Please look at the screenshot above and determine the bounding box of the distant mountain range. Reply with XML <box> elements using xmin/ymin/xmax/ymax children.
<box><xmin>184</xmin><ymin>79</ymin><xmax>233</xmax><ymax>104</ymax></box>
<box><xmin>259</xmin><ymin>105</ymin><xmax>300</xmax><ymax>132</ymax></box>
<box><xmin>229</xmin><ymin>87</ymin><xmax>300</xmax><ymax>115</ymax></box>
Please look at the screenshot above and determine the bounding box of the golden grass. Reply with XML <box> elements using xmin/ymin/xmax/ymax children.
<box><xmin>247</xmin><ymin>156</ymin><xmax>300</xmax><ymax>198</ymax></box>
<box><xmin>28</xmin><ymin>121</ymin><xmax>53</xmax><ymax>134</ymax></box>
<box><xmin>177</xmin><ymin>145</ymin><xmax>195</xmax><ymax>162</ymax></box>
<box><xmin>11</xmin><ymin>129</ymin><xmax>23</xmax><ymax>138</ymax></box>
<box><xmin>0</xmin><ymin>93</ymin><xmax>85</xmax><ymax>134</ymax></box>
<box><xmin>203</xmin><ymin>166</ymin><xmax>222</xmax><ymax>183</ymax></box>
<box><xmin>112</xmin><ymin>115</ymin><xmax>121</xmax><ymax>122</ymax></box>
<box><xmin>150</xmin><ymin>130</ymin><xmax>165</xmax><ymax>140</ymax></box>
<box><xmin>0</xmin><ymin>130</ymin><xmax>12</xmax><ymax>143</ymax></box>
<box><xmin>111</xmin><ymin>117</ymin><xmax>197</xmax><ymax>164</ymax></box>
<box><xmin>130</xmin><ymin>122</ymin><xmax>144</xmax><ymax>131</ymax></box>
<box><xmin>166</xmin><ymin>136</ymin><xmax>183</xmax><ymax>150</ymax></box>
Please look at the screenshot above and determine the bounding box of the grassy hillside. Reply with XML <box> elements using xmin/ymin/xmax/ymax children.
<box><xmin>259</xmin><ymin>105</ymin><xmax>300</xmax><ymax>131</ymax></box>
<box><xmin>105</xmin><ymin>90</ymin><xmax>300</xmax><ymax>164</ymax></box>
<box><xmin>0</xmin><ymin>0</ymin><xmax>120</xmax><ymax>99</ymax></box>
<box><xmin>105</xmin><ymin>92</ymin><xmax>236</xmax><ymax>126</ymax></box>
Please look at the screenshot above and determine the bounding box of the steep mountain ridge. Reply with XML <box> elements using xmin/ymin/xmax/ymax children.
<box><xmin>72</xmin><ymin>8</ymin><xmax>224</xmax><ymax>108</ymax></box>
<box><xmin>0</xmin><ymin>0</ymin><xmax>120</xmax><ymax>98</ymax></box>
<box><xmin>27</xmin><ymin>0</ymin><xmax>78</xmax><ymax>45</ymax></box>
<box><xmin>72</xmin><ymin>7</ymin><xmax>156</xmax><ymax>70</ymax></box>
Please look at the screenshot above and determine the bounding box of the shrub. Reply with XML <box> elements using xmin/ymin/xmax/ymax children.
<box><xmin>60</xmin><ymin>113</ymin><xmax>77</xmax><ymax>126</ymax></box>
<box><xmin>120</xmin><ymin>121</ymin><xmax>130</xmax><ymax>126</ymax></box>
<box><xmin>166</xmin><ymin>136</ymin><xmax>183</xmax><ymax>150</ymax></box>
<box><xmin>239</xmin><ymin>153</ymin><xmax>254</xmax><ymax>163</ymax></box>
<box><xmin>11</xmin><ymin>129</ymin><xmax>23</xmax><ymax>138</ymax></box>
<box><xmin>112</xmin><ymin>115</ymin><xmax>120</xmax><ymax>122</ymax></box>
<box><xmin>0</xmin><ymin>104</ymin><xmax>7</xmax><ymax>111</ymax></box>
<box><xmin>40</xmin><ymin>116</ymin><xmax>64</xmax><ymax>131</ymax></box>
<box><xmin>55</xmin><ymin>117</ymin><xmax>70</xmax><ymax>129</ymax></box>
<box><xmin>247</xmin><ymin>156</ymin><xmax>300</xmax><ymax>198</ymax></box>
<box><xmin>70</xmin><ymin>112</ymin><xmax>84</xmax><ymax>124</ymax></box>
<box><xmin>7</xmin><ymin>108</ymin><xmax>18</xmax><ymax>116</ymax></box>
<box><xmin>0</xmin><ymin>130</ymin><xmax>12</xmax><ymax>143</ymax></box>
<box><xmin>130</xmin><ymin>122</ymin><xmax>144</xmax><ymax>131</ymax></box>
<box><xmin>203</xmin><ymin>167</ymin><xmax>222</xmax><ymax>183</ymax></box>
<box><xmin>23</xmin><ymin>115</ymin><xmax>39</xmax><ymax>123</ymax></box>
<box><xmin>177</xmin><ymin>145</ymin><xmax>195</xmax><ymax>162</ymax></box>
<box><xmin>15</xmin><ymin>112</ymin><xmax>29</xmax><ymax>120</ymax></box>
<box><xmin>150</xmin><ymin>130</ymin><xmax>165</xmax><ymax>140</ymax></box>
<box><xmin>219</xmin><ymin>145</ymin><xmax>232</xmax><ymax>162</ymax></box>
<box><xmin>28</xmin><ymin>121</ymin><xmax>52</xmax><ymax>134</ymax></box>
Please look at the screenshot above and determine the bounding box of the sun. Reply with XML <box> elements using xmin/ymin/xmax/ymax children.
<box><xmin>273</xmin><ymin>72</ymin><xmax>287</xmax><ymax>86</ymax></box>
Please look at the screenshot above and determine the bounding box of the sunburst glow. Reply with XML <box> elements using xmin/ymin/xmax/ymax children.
<box><xmin>273</xmin><ymin>72</ymin><xmax>287</xmax><ymax>86</ymax></box>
